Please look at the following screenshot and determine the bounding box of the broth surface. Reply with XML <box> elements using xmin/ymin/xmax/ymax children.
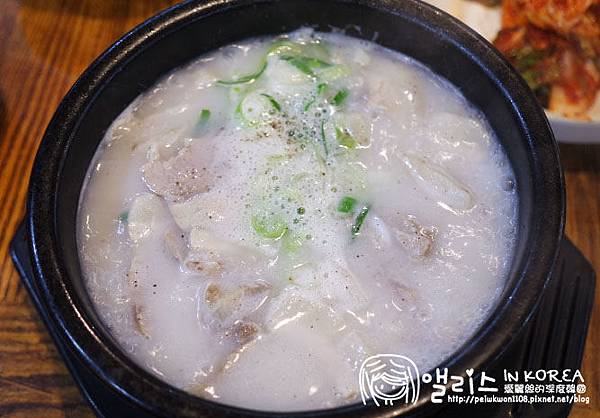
<box><xmin>78</xmin><ymin>29</ymin><xmax>518</xmax><ymax>411</ymax></box>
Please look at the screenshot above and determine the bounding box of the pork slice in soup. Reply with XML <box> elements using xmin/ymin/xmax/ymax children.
<box><xmin>78</xmin><ymin>28</ymin><xmax>517</xmax><ymax>411</ymax></box>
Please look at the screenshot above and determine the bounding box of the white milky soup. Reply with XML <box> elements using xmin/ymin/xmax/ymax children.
<box><xmin>78</xmin><ymin>29</ymin><xmax>518</xmax><ymax>411</ymax></box>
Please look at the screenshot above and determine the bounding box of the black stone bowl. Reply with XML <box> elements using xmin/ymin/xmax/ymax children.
<box><xmin>13</xmin><ymin>0</ymin><xmax>564</xmax><ymax>416</ymax></box>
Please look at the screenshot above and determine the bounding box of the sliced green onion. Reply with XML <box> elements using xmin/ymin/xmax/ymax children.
<box><xmin>351</xmin><ymin>205</ymin><xmax>370</xmax><ymax>237</ymax></box>
<box><xmin>304</xmin><ymin>98</ymin><xmax>316</xmax><ymax>112</ymax></box>
<box><xmin>320</xmin><ymin>120</ymin><xmax>329</xmax><ymax>157</ymax></box>
<box><xmin>335</xmin><ymin>127</ymin><xmax>358</xmax><ymax>149</ymax></box>
<box><xmin>337</xmin><ymin>196</ymin><xmax>357</xmax><ymax>213</ymax></box>
<box><xmin>304</xmin><ymin>83</ymin><xmax>328</xmax><ymax>112</ymax></box>
<box><xmin>217</xmin><ymin>39</ymin><xmax>331</xmax><ymax>86</ymax></box>
<box><xmin>192</xmin><ymin>108</ymin><xmax>212</xmax><ymax>136</ymax></box>
<box><xmin>260</xmin><ymin>93</ymin><xmax>281</xmax><ymax>111</ymax></box>
<box><xmin>318</xmin><ymin>65</ymin><xmax>351</xmax><ymax>82</ymax></box>
<box><xmin>236</xmin><ymin>92</ymin><xmax>273</xmax><ymax>126</ymax></box>
<box><xmin>251</xmin><ymin>213</ymin><xmax>288</xmax><ymax>239</ymax></box>
<box><xmin>267</xmin><ymin>40</ymin><xmax>304</xmax><ymax>56</ymax></box>
<box><xmin>304</xmin><ymin>41</ymin><xmax>330</xmax><ymax>61</ymax></box>
<box><xmin>332</xmin><ymin>89</ymin><xmax>349</xmax><ymax>106</ymax></box>
<box><xmin>281</xmin><ymin>230</ymin><xmax>305</xmax><ymax>252</ymax></box>
<box><xmin>217</xmin><ymin>60</ymin><xmax>268</xmax><ymax>85</ymax></box>
<box><xmin>199</xmin><ymin>108</ymin><xmax>211</xmax><ymax>124</ymax></box>
<box><xmin>280</xmin><ymin>55</ymin><xmax>332</xmax><ymax>77</ymax></box>
<box><xmin>118</xmin><ymin>211</ymin><xmax>129</xmax><ymax>223</ymax></box>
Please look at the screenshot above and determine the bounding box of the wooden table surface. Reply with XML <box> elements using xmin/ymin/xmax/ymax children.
<box><xmin>0</xmin><ymin>1</ymin><xmax>598</xmax><ymax>417</ymax></box>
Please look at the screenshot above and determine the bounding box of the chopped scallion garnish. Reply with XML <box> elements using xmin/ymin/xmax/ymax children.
<box><xmin>318</xmin><ymin>64</ymin><xmax>351</xmax><ymax>82</ymax></box>
<box><xmin>118</xmin><ymin>211</ymin><xmax>129</xmax><ymax>223</ymax></box>
<box><xmin>251</xmin><ymin>213</ymin><xmax>288</xmax><ymax>239</ymax></box>
<box><xmin>335</xmin><ymin>127</ymin><xmax>358</xmax><ymax>149</ymax></box>
<box><xmin>304</xmin><ymin>83</ymin><xmax>329</xmax><ymax>112</ymax></box>
<box><xmin>199</xmin><ymin>108</ymin><xmax>211</xmax><ymax>125</ymax></box>
<box><xmin>332</xmin><ymin>89</ymin><xmax>349</xmax><ymax>106</ymax></box>
<box><xmin>260</xmin><ymin>93</ymin><xmax>281</xmax><ymax>111</ymax></box>
<box><xmin>281</xmin><ymin>230</ymin><xmax>305</xmax><ymax>252</ymax></box>
<box><xmin>217</xmin><ymin>60</ymin><xmax>268</xmax><ymax>85</ymax></box>
<box><xmin>337</xmin><ymin>196</ymin><xmax>357</xmax><ymax>213</ymax></box>
<box><xmin>320</xmin><ymin>120</ymin><xmax>329</xmax><ymax>157</ymax></box>
<box><xmin>192</xmin><ymin>108</ymin><xmax>212</xmax><ymax>136</ymax></box>
<box><xmin>351</xmin><ymin>206</ymin><xmax>370</xmax><ymax>236</ymax></box>
<box><xmin>304</xmin><ymin>98</ymin><xmax>315</xmax><ymax>112</ymax></box>
<box><xmin>236</xmin><ymin>92</ymin><xmax>276</xmax><ymax>126</ymax></box>
<box><xmin>267</xmin><ymin>40</ymin><xmax>304</xmax><ymax>56</ymax></box>
<box><xmin>280</xmin><ymin>55</ymin><xmax>332</xmax><ymax>77</ymax></box>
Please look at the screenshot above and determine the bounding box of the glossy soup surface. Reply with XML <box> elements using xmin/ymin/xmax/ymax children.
<box><xmin>78</xmin><ymin>29</ymin><xmax>518</xmax><ymax>411</ymax></box>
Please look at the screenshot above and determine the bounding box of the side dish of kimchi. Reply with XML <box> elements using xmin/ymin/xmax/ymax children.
<box><xmin>493</xmin><ymin>0</ymin><xmax>600</xmax><ymax>120</ymax></box>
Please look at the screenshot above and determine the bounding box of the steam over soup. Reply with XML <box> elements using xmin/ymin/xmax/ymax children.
<box><xmin>78</xmin><ymin>29</ymin><xmax>517</xmax><ymax>411</ymax></box>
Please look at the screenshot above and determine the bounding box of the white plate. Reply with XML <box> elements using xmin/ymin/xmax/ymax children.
<box><xmin>426</xmin><ymin>0</ymin><xmax>600</xmax><ymax>143</ymax></box>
